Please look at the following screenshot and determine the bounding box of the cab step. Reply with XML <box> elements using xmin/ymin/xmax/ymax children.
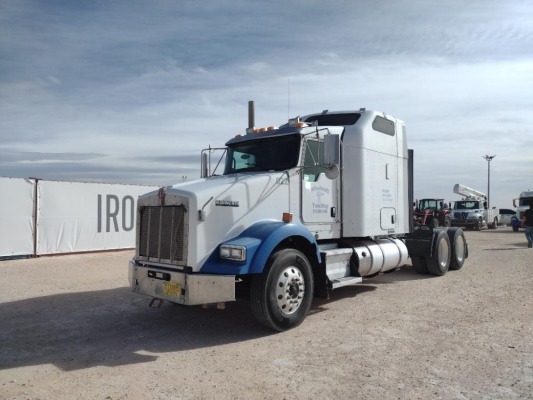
<box><xmin>331</xmin><ymin>276</ymin><xmax>363</xmax><ymax>289</ymax></box>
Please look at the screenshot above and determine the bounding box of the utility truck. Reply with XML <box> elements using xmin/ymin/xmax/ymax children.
<box><xmin>513</xmin><ymin>190</ymin><xmax>533</xmax><ymax>230</ymax></box>
<box><xmin>451</xmin><ymin>184</ymin><xmax>498</xmax><ymax>230</ymax></box>
<box><xmin>129</xmin><ymin>106</ymin><xmax>468</xmax><ymax>331</ymax></box>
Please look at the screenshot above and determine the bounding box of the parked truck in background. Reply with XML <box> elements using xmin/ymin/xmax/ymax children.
<box><xmin>513</xmin><ymin>190</ymin><xmax>533</xmax><ymax>231</ymax></box>
<box><xmin>128</xmin><ymin>105</ymin><xmax>468</xmax><ymax>331</ymax></box>
<box><xmin>451</xmin><ymin>184</ymin><xmax>498</xmax><ymax>230</ymax></box>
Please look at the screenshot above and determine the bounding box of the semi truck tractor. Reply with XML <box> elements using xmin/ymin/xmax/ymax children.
<box><xmin>128</xmin><ymin>106</ymin><xmax>468</xmax><ymax>331</ymax></box>
<box><xmin>451</xmin><ymin>184</ymin><xmax>498</xmax><ymax>230</ymax></box>
<box><xmin>512</xmin><ymin>190</ymin><xmax>533</xmax><ymax>231</ymax></box>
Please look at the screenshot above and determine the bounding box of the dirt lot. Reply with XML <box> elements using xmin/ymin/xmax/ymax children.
<box><xmin>1</xmin><ymin>227</ymin><xmax>532</xmax><ymax>400</ymax></box>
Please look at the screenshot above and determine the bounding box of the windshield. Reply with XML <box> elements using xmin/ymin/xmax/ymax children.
<box><xmin>455</xmin><ymin>201</ymin><xmax>480</xmax><ymax>210</ymax></box>
<box><xmin>419</xmin><ymin>200</ymin><xmax>443</xmax><ymax>210</ymax></box>
<box><xmin>223</xmin><ymin>134</ymin><xmax>301</xmax><ymax>175</ymax></box>
<box><xmin>519</xmin><ymin>197</ymin><xmax>533</xmax><ymax>207</ymax></box>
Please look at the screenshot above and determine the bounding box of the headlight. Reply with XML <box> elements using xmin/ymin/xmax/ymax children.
<box><xmin>219</xmin><ymin>245</ymin><xmax>246</xmax><ymax>261</ymax></box>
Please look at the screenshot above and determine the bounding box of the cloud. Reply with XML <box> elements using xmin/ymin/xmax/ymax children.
<box><xmin>1</xmin><ymin>0</ymin><xmax>533</xmax><ymax>208</ymax></box>
<box><xmin>0</xmin><ymin>151</ymin><xmax>105</xmax><ymax>163</ymax></box>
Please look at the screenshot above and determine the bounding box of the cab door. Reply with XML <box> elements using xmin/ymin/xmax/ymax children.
<box><xmin>301</xmin><ymin>138</ymin><xmax>340</xmax><ymax>227</ymax></box>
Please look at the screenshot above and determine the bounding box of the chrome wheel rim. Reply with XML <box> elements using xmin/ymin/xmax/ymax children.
<box><xmin>438</xmin><ymin>238</ymin><xmax>450</xmax><ymax>268</ymax></box>
<box><xmin>275</xmin><ymin>267</ymin><xmax>305</xmax><ymax>315</ymax></box>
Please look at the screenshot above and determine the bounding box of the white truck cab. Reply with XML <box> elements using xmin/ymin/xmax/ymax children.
<box><xmin>514</xmin><ymin>190</ymin><xmax>533</xmax><ymax>219</ymax></box>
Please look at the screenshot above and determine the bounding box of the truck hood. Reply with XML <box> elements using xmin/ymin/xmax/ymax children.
<box><xmin>169</xmin><ymin>173</ymin><xmax>289</xmax><ymax>214</ymax></box>
<box><xmin>138</xmin><ymin>172</ymin><xmax>292</xmax><ymax>269</ymax></box>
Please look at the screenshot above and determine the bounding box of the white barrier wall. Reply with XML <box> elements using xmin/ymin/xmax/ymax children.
<box><xmin>0</xmin><ymin>177</ymin><xmax>35</xmax><ymax>257</ymax></box>
<box><xmin>0</xmin><ymin>178</ymin><xmax>159</xmax><ymax>257</ymax></box>
<box><xmin>36</xmin><ymin>181</ymin><xmax>158</xmax><ymax>255</ymax></box>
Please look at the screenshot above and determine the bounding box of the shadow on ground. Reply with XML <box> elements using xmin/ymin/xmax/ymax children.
<box><xmin>0</xmin><ymin>266</ymin><xmax>430</xmax><ymax>372</ymax></box>
<box><xmin>0</xmin><ymin>287</ymin><xmax>264</xmax><ymax>372</ymax></box>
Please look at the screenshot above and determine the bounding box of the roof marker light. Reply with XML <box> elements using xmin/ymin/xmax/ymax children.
<box><xmin>288</xmin><ymin>117</ymin><xmax>300</xmax><ymax>126</ymax></box>
<box><xmin>288</xmin><ymin>117</ymin><xmax>307</xmax><ymax>128</ymax></box>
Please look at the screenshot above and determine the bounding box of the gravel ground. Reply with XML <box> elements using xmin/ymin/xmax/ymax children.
<box><xmin>1</xmin><ymin>227</ymin><xmax>532</xmax><ymax>400</ymax></box>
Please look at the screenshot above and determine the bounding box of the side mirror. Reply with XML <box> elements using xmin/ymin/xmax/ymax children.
<box><xmin>323</xmin><ymin>134</ymin><xmax>340</xmax><ymax>180</ymax></box>
<box><xmin>324</xmin><ymin>133</ymin><xmax>340</xmax><ymax>166</ymax></box>
<box><xmin>325</xmin><ymin>164</ymin><xmax>340</xmax><ymax>179</ymax></box>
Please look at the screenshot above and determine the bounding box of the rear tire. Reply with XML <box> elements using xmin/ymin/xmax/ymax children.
<box><xmin>250</xmin><ymin>249</ymin><xmax>314</xmax><ymax>331</ymax></box>
<box><xmin>447</xmin><ymin>228</ymin><xmax>467</xmax><ymax>270</ymax></box>
<box><xmin>427</xmin><ymin>230</ymin><xmax>451</xmax><ymax>276</ymax></box>
<box><xmin>411</xmin><ymin>256</ymin><xmax>428</xmax><ymax>274</ymax></box>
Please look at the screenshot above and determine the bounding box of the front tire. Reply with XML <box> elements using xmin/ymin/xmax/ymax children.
<box><xmin>250</xmin><ymin>249</ymin><xmax>314</xmax><ymax>331</ymax></box>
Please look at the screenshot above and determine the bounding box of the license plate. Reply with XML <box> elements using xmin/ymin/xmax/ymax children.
<box><xmin>163</xmin><ymin>281</ymin><xmax>181</xmax><ymax>297</ymax></box>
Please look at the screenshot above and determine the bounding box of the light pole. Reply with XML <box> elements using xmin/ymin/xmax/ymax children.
<box><xmin>483</xmin><ymin>155</ymin><xmax>496</xmax><ymax>208</ymax></box>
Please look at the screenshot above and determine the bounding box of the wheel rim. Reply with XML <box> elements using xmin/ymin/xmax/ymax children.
<box><xmin>455</xmin><ymin>235</ymin><xmax>465</xmax><ymax>263</ymax></box>
<box><xmin>275</xmin><ymin>266</ymin><xmax>305</xmax><ymax>315</ymax></box>
<box><xmin>438</xmin><ymin>237</ymin><xmax>450</xmax><ymax>267</ymax></box>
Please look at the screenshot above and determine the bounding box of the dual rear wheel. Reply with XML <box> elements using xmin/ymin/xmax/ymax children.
<box><xmin>411</xmin><ymin>228</ymin><xmax>467</xmax><ymax>276</ymax></box>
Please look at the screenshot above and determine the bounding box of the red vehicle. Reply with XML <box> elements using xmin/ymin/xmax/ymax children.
<box><xmin>414</xmin><ymin>198</ymin><xmax>452</xmax><ymax>228</ymax></box>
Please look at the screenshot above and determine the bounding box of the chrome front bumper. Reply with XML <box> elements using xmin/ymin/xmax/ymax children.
<box><xmin>129</xmin><ymin>260</ymin><xmax>236</xmax><ymax>305</ymax></box>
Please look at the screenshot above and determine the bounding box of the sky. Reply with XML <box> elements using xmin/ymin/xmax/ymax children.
<box><xmin>1</xmin><ymin>0</ymin><xmax>532</xmax><ymax>210</ymax></box>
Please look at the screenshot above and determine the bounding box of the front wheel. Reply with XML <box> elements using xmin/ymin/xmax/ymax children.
<box><xmin>250</xmin><ymin>249</ymin><xmax>314</xmax><ymax>331</ymax></box>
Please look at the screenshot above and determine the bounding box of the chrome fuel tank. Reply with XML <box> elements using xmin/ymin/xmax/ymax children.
<box><xmin>352</xmin><ymin>238</ymin><xmax>409</xmax><ymax>276</ymax></box>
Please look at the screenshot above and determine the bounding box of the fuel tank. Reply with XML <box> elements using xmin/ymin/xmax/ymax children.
<box><xmin>349</xmin><ymin>238</ymin><xmax>409</xmax><ymax>276</ymax></box>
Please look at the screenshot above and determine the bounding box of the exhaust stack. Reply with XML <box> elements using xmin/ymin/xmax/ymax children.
<box><xmin>248</xmin><ymin>101</ymin><xmax>255</xmax><ymax>130</ymax></box>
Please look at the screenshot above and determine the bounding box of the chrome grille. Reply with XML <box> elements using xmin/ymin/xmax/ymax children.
<box><xmin>454</xmin><ymin>212</ymin><xmax>468</xmax><ymax>220</ymax></box>
<box><xmin>138</xmin><ymin>205</ymin><xmax>187</xmax><ymax>265</ymax></box>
